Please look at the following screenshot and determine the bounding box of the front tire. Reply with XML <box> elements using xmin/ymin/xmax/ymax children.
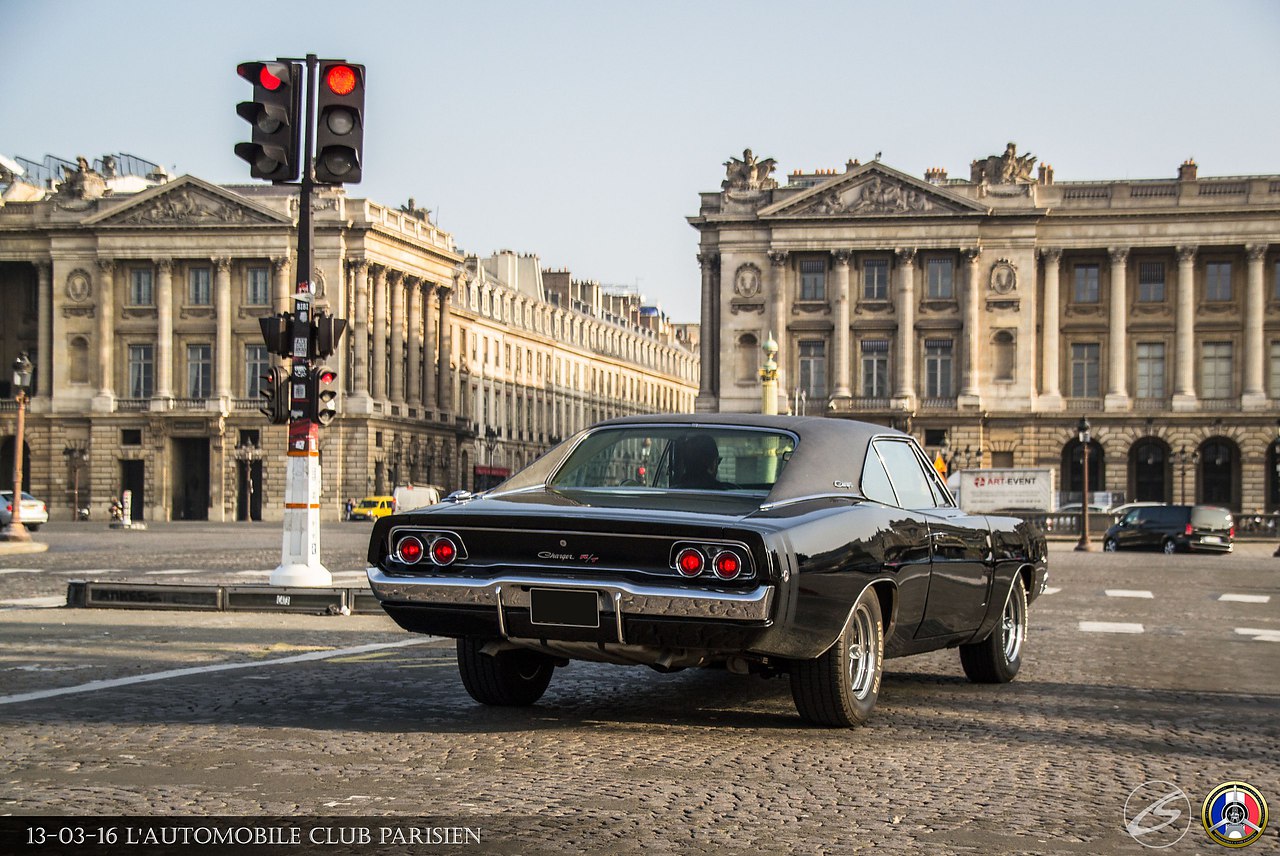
<box><xmin>457</xmin><ymin>638</ymin><xmax>555</xmax><ymax>706</ymax></box>
<box><xmin>960</xmin><ymin>578</ymin><xmax>1027</xmax><ymax>684</ymax></box>
<box><xmin>1103</xmin><ymin>537</ymin><xmax>1118</xmax><ymax>552</ymax></box>
<box><xmin>790</xmin><ymin>587</ymin><xmax>884</xmax><ymax>727</ymax></box>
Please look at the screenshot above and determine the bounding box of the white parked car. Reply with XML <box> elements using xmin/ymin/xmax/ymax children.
<box><xmin>0</xmin><ymin>490</ymin><xmax>49</xmax><ymax>530</ymax></box>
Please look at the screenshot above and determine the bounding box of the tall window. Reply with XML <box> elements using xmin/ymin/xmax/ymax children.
<box><xmin>129</xmin><ymin>269</ymin><xmax>154</xmax><ymax>306</ymax></box>
<box><xmin>798</xmin><ymin>341</ymin><xmax>827</xmax><ymax>398</ymax></box>
<box><xmin>1135</xmin><ymin>343</ymin><xmax>1166</xmax><ymax>399</ymax></box>
<box><xmin>799</xmin><ymin>259</ymin><xmax>826</xmax><ymax>301</ymax></box>
<box><xmin>1274</xmin><ymin>261</ymin><xmax>1280</xmax><ymax>302</ymax></box>
<box><xmin>247</xmin><ymin>266</ymin><xmax>269</xmax><ymax>305</ymax></box>
<box><xmin>1271</xmin><ymin>342</ymin><xmax>1280</xmax><ymax>398</ymax></box>
<box><xmin>189</xmin><ymin>267</ymin><xmax>211</xmax><ymax>305</ymax></box>
<box><xmin>128</xmin><ymin>344</ymin><xmax>154</xmax><ymax>399</ymax></box>
<box><xmin>187</xmin><ymin>344</ymin><xmax>212</xmax><ymax>398</ymax></box>
<box><xmin>861</xmin><ymin>339</ymin><xmax>890</xmax><ymax>398</ymax></box>
<box><xmin>1073</xmin><ymin>264</ymin><xmax>1100</xmax><ymax>303</ymax></box>
<box><xmin>245</xmin><ymin>344</ymin><xmax>268</xmax><ymax>397</ymax></box>
<box><xmin>1200</xmin><ymin>342</ymin><xmax>1233</xmax><ymax>399</ymax></box>
<box><xmin>924</xmin><ymin>339</ymin><xmax>954</xmax><ymax>398</ymax></box>
<box><xmin>1137</xmin><ymin>261</ymin><xmax>1166</xmax><ymax>302</ymax></box>
<box><xmin>862</xmin><ymin>259</ymin><xmax>888</xmax><ymax>300</ymax></box>
<box><xmin>1205</xmin><ymin>262</ymin><xmax>1232</xmax><ymax>301</ymax></box>
<box><xmin>926</xmin><ymin>258</ymin><xmax>953</xmax><ymax>299</ymax></box>
<box><xmin>1070</xmin><ymin>343</ymin><xmax>1100</xmax><ymax>397</ymax></box>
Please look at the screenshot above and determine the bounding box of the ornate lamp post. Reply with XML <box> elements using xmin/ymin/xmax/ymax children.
<box><xmin>1</xmin><ymin>353</ymin><xmax>34</xmax><ymax>542</ymax></box>
<box><xmin>1176</xmin><ymin>446</ymin><xmax>1199</xmax><ymax>505</ymax></box>
<box><xmin>62</xmin><ymin>443</ymin><xmax>90</xmax><ymax>521</ymax></box>
<box><xmin>760</xmin><ymin>334</ymin><xmax>778</xmax><ymax>416</ymax></box>
<box><xmin>230</xmin><ymin>438</ymin><xmax>263</xmax><ymax>522</ymax></box>
<box><xmin>484</xmin><ymin>426</ymin><xmax>499</xmax><ymax>467</ymax></box>
<box><xmin>1074</xmin><ymin>416</ymin><xmax>1096</xmax><ymax>552</ymax></box>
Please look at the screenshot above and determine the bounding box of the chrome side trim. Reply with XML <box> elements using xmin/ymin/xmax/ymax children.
<box><xmin>368</xmin><ymin>569</ymin><xmax>774</xmax><ymax>623</ymax></box>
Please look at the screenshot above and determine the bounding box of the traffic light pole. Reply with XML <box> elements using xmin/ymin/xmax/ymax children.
<box><xmin>271</xmin><ymin>54</ymin><xmax>330</xmax><ymax>587</ymax></box>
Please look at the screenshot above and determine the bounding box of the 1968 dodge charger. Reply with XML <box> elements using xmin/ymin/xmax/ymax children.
<box><xmin>367</xmin><ymin>414</ymin><xmax>1048</xmax><ymax>727</ymax></box>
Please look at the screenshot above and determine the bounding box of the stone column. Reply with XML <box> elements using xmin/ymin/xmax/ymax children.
<box><xmin>215</xmin><ymin>257</ymin><xmax>232</xmax><ymax>401</ymax></box>
<box><xmin>960</xmin><ymin>247</ymin><xmax>982</xmax><ymax>404</ymax></box>
<box><xmin>1039</xmin><ymin>248</ymin><xmax>1063</xmax><ymax>406</ymax></box>
<box><xmin>832</xmin><ymin>250</ymin><xmax>852</xmax><ymax>400</ymax></box>
<box><xmin>1172</xmin><ymin>245</ymin><xmax>1198</xmax><ymax>410</ymax></box>
<box><xmin>438</xmin><ymin>283</ymin><xmax>454</xmax><ymax>415</ymax></box>
<box><xmin>272</xmin><ymin>255</ymin><xmax>291</xmax><ymax>314</ymax></box>
<box><xmin>350</xmin><ymin>260</ymin><xmax>370</xmax><ymax>397</ymax></box>
<box><xmin>371</xmin><ymin>265</ymin><xmax>388</xmax><ymax>401</ymax></box>
<box><xmin>152</xmin><ymin>259</ymin><xmax>174</xmax><ymax>403</ymax></box>
<box><xmin>406</xmin><ymin>278</ymin><xmax>423</xmax><ymax>408</ymax></box>
<box><xmin>93</xmin><ymin>259</ymin><xmax>115</xmax><ymax>407</ymax></box>
<box><xmin>422</xmin><ymin>283</ymin><xmax>438</xmax><ymax>413</ymax></box>
<box><xmin>388</xmin><ymin>270</ymin><xmax>406</xmax><ymax>407</ymax></box>
<box><xmin>768</xmin><ymin>250</ymin><xmax>789</xmax><ymax>410</ymax></box>
<box><xmin>1104</xmin><ymin>247</ymin><xmax>1131</xmax><ymax>409</ymax></box>
<box><xmin>35</xmin><ymin>261</ymin><xmax>51</xmax><ymax>399</ymax></box>
<box><xmin>695</xmin><ymin>252</ymin><xmax>717</xmax><ymax>412</ymax></box>
<box><xmin>1242</xmin><ymin>244</ymin><xmax>1268</xmax><ymax>409</ymax></box>
<box><xmin>893</xmin><ymin>248</ymin><xmax>917</xmax><ymax>405</ymax></box>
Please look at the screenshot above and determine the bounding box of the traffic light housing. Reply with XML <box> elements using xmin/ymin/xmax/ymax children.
<box><xmin>258</xmin><ymin>367</ymin><xmax>290</xmax><ymax>425</ymax></box>
<box><xmin>311</xmin><ymin>366</ymin><xmax>339</xmax><ymax>426</ymax></box>
<box><xmin>310</xmin><ymin>312</ymin><xmax>348</xmax><ymax>359</ymax></box>
<box><xmin>258</xmin><ymin>313</ymin><xmax>292</xmax><ymax>357</ymax></box>
<box><xmin>314</xmin><ymin>61</ymin><xmax>365</xmax><ymax>184</ymax></box>
<box><xmin>235</xmin><ymin>60</ymin><xmax>302</xmax><ymax>182</ymax></box>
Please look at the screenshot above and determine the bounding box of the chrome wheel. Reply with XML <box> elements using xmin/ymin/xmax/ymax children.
<box><xmin>961</xmin><ymin>579</ymin><xmax>1027</xmax><ymax>684</ymax></box>
<box><xmin>847</xmin><ymin>600</ymin><xmax>880</xmax><ymax>701</ymax></box>
<box><xmin>1000</xmin><ymin>581</ymin><xmax>1026</xmax><ymax>664</ymax></box>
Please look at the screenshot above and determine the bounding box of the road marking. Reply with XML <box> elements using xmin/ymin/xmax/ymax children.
<box><xmin>0</xmin><ymin>638</ymin><xmax>440</xmax><ymax>707</ymax></box>
<box><xmin>0</xmin><ymin>595</ymin><xmax>65</xmax><ymax>609</ymax></box>
<box><xmin>1234</xmin><ymin>628</ymin><xmax>1280</xmax><ymax>642</ymax></box>
<box><xmin>51</xmin><ymin>568</ymin><xmax>128</xmax><ymax>576</ymax></box>
<box><xmin>0</xmin><ymin>569</ymin><xmax>43</xmax><ymax>575</ymax></box>
<box><xmin>1105</xmin><ymin>589</ymin><xmax>1154</xmax><ymax>599</ymax></box>
<box><xmin>1219</xmin><ymin>594</ymin><xmax>1271</xmax><ymax>604</ymax></box>
<box><xmin>144</xmin><ymin>569</ymin><xmax>207</xmax><ymax>576</ymax></box>
<box><xmin>1043</xmin><ymin>587</ymin><xmax>1062</xmax><ymax>595</ymax></box>
<box><xmin>1079</xmin><ymin>621</ymin><xmax>1145</xmax><ymax>634</ymax></box>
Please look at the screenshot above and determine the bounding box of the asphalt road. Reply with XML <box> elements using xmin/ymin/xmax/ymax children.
<box><xmin>0</xmin><ymin>525</ymin><xmax>1277</xmax><ymax>855</ymax></box>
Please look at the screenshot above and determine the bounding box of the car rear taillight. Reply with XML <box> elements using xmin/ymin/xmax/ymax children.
<box><xmin>430</xmin><ymin>536</ymin><xmax>458</xmax><ymax>566</ymax></box>
<box><xmin>1229</xmin><ymin>526</ymin><xmax>1235</xmax><ymax>539</ymax></box>
<box><xmin>676</xmin><ymin>547</ymin><xmax>704</xmax><ymax>577</ymax></box>
<box><xmin>1185</xmin><ymin>523</ymin><xmax>1193</xmax><ymax>536</ymax></box>
<box><xmin>713</xmin><ymin>549</ymin><xmax>743</xmax><ymax>580</ymax></box>
<box><xmin>395</xmin><ymin>535</ymin><xmax>424</xmax><ymax>564</ymax></box>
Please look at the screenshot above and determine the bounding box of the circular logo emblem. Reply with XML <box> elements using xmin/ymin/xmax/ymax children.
<box><xmin>1124</xmin><ymin>781</ymin><xmax>1192</xmax><ymax>848</ymax></box>
<box><xmin>1202</xmin><ymin>781</ymin><xmax>1268</xmax><ymax>847</ymax></box>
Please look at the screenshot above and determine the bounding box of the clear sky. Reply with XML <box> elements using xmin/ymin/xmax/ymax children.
<box><xmin>4</xmin><ymin>0</ymin><xmax>1278</xmax><ymax>322</ymax></box>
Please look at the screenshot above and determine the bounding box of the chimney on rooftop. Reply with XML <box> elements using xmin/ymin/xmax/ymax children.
<box><xmin>1178</xmin><ymin>159</ymin><xmax>1198</xmax><ymax>182</ymax></box>
<box><xmin>925</xmin><ymin>167</ymin><xmax>947</xmax><ymax>185</ymax></box>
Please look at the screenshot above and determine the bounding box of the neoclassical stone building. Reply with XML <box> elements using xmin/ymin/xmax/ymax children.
<box><xmin>0</xmin><ymin>156</ymin><xmax>697</xmax><ymax>521</ymax></box>
<box><xmin>690</xmin><ymin>146</ymin><xmax>1280</xmax><ymax>513</ymax></box>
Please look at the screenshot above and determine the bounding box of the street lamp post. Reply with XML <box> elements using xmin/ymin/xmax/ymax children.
<box><xmin>1075</xmin><ymin>416</ymin><xmax>1095</xmax><ymax>552</ymax></box>
<box><xmin>231</xmin><ymin>439</ymin><xmax>263</xmax><ymax>522</ymax></box>
<box><xmin>62</xmin><ymin>444</ymin><xmax>89</xmax><ymax>521</ymax></box>
<box><xmin>1</xmin><ymin>353</ymin><xmax>34</xmax><ymax>543</ymax></box>
<box><xmin>1177</xmin><ymin>446</ymin><xmax>1200</xmax><ymax>505</ymax></box>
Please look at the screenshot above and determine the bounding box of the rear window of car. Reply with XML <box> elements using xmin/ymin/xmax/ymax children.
<box><xmin>549</xmin><ymin>426</ymin><xmax>796</xmax><ymax>494</ymax></box>
<box><xmin>1191</xmin><ymin>506</ymin><xmax>1232</xmax><ymax>530</ymax></box>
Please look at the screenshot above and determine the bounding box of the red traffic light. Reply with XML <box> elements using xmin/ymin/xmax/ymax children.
<box><xmin>318</xmin><ymin>369</ymin><xmax>337</xmax><ymax>385</ymax></box>
<box><xmin>325</xmin><ymin>64</ymin><xmax>357</xmax><ymax>96</ymax></box>
<box><xmin>259</xmin><ymin>66</ymin><xmax>283</xmax><ymax>90</ymax></box>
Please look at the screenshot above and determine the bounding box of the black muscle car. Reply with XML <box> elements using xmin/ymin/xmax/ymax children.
<box><xmin>367</xmin><ymin>414</ymin><xmax>1048</xmax><ymax>727</ymax></box>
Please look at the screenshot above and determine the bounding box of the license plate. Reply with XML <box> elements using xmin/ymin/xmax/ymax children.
<box><xmin>529</xmin><ymin>588</ymin><xmax>600</xmax><ymax>628</ymax></box>
<box><xmin>1204</xmin><ymin>536</ymin><xmax>1222</xmax><ymax>544</ymax></box>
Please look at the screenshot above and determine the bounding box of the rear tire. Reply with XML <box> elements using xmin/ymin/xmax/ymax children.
<box><xmin>960</xmin><ymin>579</ymin><xmax>1027</xmax><ymax>684</ymax></box>
<box><xmin>790</xmin><ymin>587</ymin><xmax>884</xmax><ymax>727</ymax></box>
<box><xmin>457</xmin><ymin>638</ymin><xmax>555</xmax><ymax>706</ymax></box>
<box><xmin>1162</xmin><ymin>539</ymin><xmax>1177</xmax><ymax>555</ymax></box>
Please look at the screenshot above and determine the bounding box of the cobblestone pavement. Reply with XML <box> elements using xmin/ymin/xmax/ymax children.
<box><xmin>0</xmin><ymin>528</ymin><xmax>1277</xmax><ymax>854</ymax></box>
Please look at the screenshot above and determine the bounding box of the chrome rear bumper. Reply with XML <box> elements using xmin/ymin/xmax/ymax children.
<box><xmin>367</xmin><ymin>568</ymin><xmax>774</xmax><ymax>629</ymax></box>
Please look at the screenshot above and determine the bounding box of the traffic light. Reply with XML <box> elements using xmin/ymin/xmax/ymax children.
<box><xmin>311</xmin><ymin>365</ymin><xmax>339</xmax><ymax>426</ymax></box>
<box><xmin>258</xmin><ymin>367</ymin><xmax>290</xmax><ymax>425</ymax></box>
<box><xmin>314</xmin><ymin>61</ymin><xmax>365</xmax><ymax>184</ymax></box>
<box><xmin>258</xmin><ymin>313</ymin><xmax>292</xmax><ymax>357</ymax></box>
<box><xmin>310</xmin><ymin>312</ymin><xmax>348</xmax><ymax>359</ymax></box>
<box><xmin>235</xmin><ymin>60</ymin><xmax>302</xmax><ymax>182</ymax></box>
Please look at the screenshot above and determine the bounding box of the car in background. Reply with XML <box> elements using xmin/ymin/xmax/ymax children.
<box><xmin>367</xmin><ymin>414</ymin><xmax>1049</xmax><ymax>728</ymax></box>
<box><xmin>350</xmin><ymin>496</ymin><xmax>395</xmax><ymax>521</ymax></box>
<box><xmin>0</xmin><ymin>491</ymin><xmax>48</xmax><ymax>531</ymax></box>
<box><xmin>1056</xmin><ymin>502</ymin><xmax>1112</xmax><ymax>515</ymax></box>
<box><xmin>1107</xmin><ymin>501</ymin><xmax>1164</xmax><ymax>522</ymax></box>
<box><xmin>1103</xmin><ymin>504</ymin><xmax>1234</xmax><ymax>554</ymax></box>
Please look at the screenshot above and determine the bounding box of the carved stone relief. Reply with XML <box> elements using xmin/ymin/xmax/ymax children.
<box><xmin>113</xmin><ymin>188</ymin><xmax>259</xmax><ymax>225</ymax></box>
<box><xmin>65</xmin><ymin>268</ymin><xmax>92</xmax><ymax>302</ymax></box>
<box><xmin>733</xmin><ymin>263</ymin><xmax>762</xmax><ymax>298</ymax></box>
<box><xmin>989</xmin><ymin>259</ymin><xmax>1017</xmax><ymax>294</ymax></box>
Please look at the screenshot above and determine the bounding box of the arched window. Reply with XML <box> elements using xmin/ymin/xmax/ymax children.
<box><xmin>1061</xmin><ymin>438</ymin><xmax>1105</xmax><ymax>502</ymax></box>
<box><xmin>1129</xmin><ymin>438</ymin><xmax>1170</xmax><ymax>502</ymax></box>
<box><xmin>736</xmin><ymin>333</ymin><xmax>759</xmax><ymax>383</ymax></box>
<box><xmin>1198</xmin><ymin>437</ymin><xmax>1239</xmax><ymax>510</ymax></box>
<box><xmin>992</xmin><ymin>330</ymin><xmax>1015</xmax><ymax>382</ymax></box>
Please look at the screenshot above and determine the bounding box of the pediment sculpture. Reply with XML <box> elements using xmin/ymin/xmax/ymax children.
<box><xmin>722</xmin><ymin>149</ymin><xmax>778</xmax><ymax>191</ymax></box>
<box><xmin>971</xmin><ymin>142</ymin><xmax>1037</xmax><ymax>184</ymax></box>
<box><xmin>113</xmin><ymin>188</ymin><xmax>257</xmax><ymax>225</ymax></box>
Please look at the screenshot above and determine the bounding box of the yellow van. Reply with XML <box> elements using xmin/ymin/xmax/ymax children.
<box><xmin>350</xmin><ymin>496</ymin><xmax>395</xmax><ymax>521</ymax></box>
